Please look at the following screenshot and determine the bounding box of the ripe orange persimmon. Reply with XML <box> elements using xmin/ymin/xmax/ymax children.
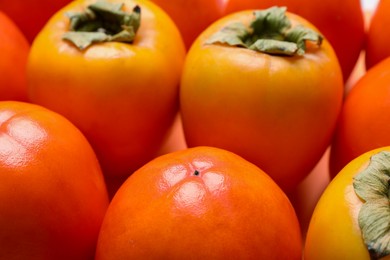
<box><xmin>329</xmin><ymin>57</ymin><xmax>390</xmax><ymax>178</ymax></box>
<box><xmin>27</xmin><ymin>0</ymin><xmax>186</xmax><ymax>187</ymax></box>
<box><xmin>180</xmin><ymin>7</ymin><xmax>343</xmax><ymax>192</ymax></box>
<box><xmin>0</xmin><ymin>11</ymin><xmax>29</xmax><ymax>101</ymax></box>
<box><xmin>365</xmin><ymin>0</ymin><xmax>390</xmax><ymax>69</ymax></box>
<box><xmin>305</xmin><ymin>146</ymin><xmax>390</xmax><ymax>259</ymax></box>
<box><xmin>95</xmin><ymin>146</ymin><xmax>302</xmax><ymax>259</ymax></box>
<box><xmin>0</xmin><ymin>101</ymin><xmax>110</xmax><ymax>259</ymax></box>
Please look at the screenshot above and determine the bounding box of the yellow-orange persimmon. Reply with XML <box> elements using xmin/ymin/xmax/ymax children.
<box><xmin>306</xmin><ymin>146</ymin><xmax>390</xmax><ymax>259</ymax></box>
<box><xmin>27</xmin><ymin>0</ymin><xmax>186</xmax><ymax>184</ymax></box>
<box><xmin>180</xmin><ymin>7</ymin><xmax>343</xmax><ymax>192</ymax></box>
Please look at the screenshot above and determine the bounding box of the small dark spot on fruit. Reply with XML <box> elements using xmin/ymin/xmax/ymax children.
<box><xmin>194</xmin><ymin>170</ymin><xmax>200</xmax><ymax>176</ymax></box>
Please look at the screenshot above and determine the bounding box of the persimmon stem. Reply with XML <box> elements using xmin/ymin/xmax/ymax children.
<box><xmin>206</xmin><ymin>6</ymin><xmax>322</xmax><ymax>56</ymax></box>
<box><xmin>62</xmin><ymin>1</ymin><xmax>141</xmax><ymax>50</ymax></box>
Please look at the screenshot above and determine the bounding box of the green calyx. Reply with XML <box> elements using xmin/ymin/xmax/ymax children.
<box><xmin>62</xmin><ymin>1</ymin><xmax>141</xmax><ymax>50</ymax></box>
<box><xmin>206</xmin><ymin>6</ymin><xmax>322</xmax><ymax>56</ymax></box>
<box><xmin>353</xmin><ymin>151</ymin><xmax>390</xmax><ymax>259</ymax></box>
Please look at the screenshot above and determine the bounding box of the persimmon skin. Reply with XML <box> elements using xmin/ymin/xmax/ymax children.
<box><xmin>95</xmin><ymin>146</ymin><xmax>302</xmax><ymax>259</ymax></box>
<box><xmin>150</xmin><ymin>0</ymin><xmax>225</xmax><ymax>50</ymax></box>
<box><xmin>180</xmin><ymin>11</ymin><xmax>343</xmax><ymax>193</ymax></box>
<box><xmin>224</xmin><ymin>0</ymin><xmax>365</xmax><ymax>82</ymax></box>
<box><xmin>0</xmin><ymin>0</ymin><xmax>72</xmax><ymax>42</ymax></box>
<box><xmin>27</xmin><ymin>0</ymin><xmax>186</xmax><ymax>180</ymax></box>
<box><xmin>0</xmin><ymin>101</ymin><xmax>109</xmax><ymax>259</ymax></box>
<box><xmin>329</xmin><ymin>57</ymin><xmax>390</xmax><ymax>178</ymax></box>
<box><xmin>365</xmin><ymin>0</ymin><xmax>390</xmax><ymax>70</ymax></box>
<box><xmin>304</xmin><ymin>147</ymin><xmax>390</xmax><ymax>259</ymax></box>
<box><xmin>0</xmin><ymin>11</ymin><xmax>29</xmax><ymax>101</ymax></box>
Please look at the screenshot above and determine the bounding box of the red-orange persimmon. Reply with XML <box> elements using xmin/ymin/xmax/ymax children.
<box><xmin>0</xmin><ymin>11</ymin><xmax>29</xmax><ymax>101</ymax></box>
<box><xmin>150</xmin><ymin>0</ymin><xmax>225</xmax><ymax>50</ymax></box>
<box><xmin>0</xmin><ymin>0</ymin><xmax>72</xmax><ymax>42</ymax></box>
<box><xmin>330</xmin><ymin>57</ymin><xmax>390</xmax><ymax>178</ymax></box>
<box><xmin>365</xmin><ymin>0</ymin><xmax>390</xmax><ymax>70</ymax></box>
<box><xmin>0</xmin><ymin>101</ymin><xmax>109</xmax><ymax>259</ymax></box>
<box><xmin>96</xmin><ymin>146</ymin><xmax>302</xmax><ymax>259</ymax></box>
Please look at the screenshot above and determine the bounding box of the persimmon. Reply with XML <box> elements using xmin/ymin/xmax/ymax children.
<box><xmin>180</xmin><ymin>7</ymin><xmax>343</xmax><ymax>192</ymax></box>
<box><xmin>329</xmin><ymin>57</ymin><xmax>390</xmax><ymax>178</ymax></box>
<box><xmin>0</xmin><ymin>0</ymin><xmax>72</xmax><ymax>42</ymax></box>
<box><xmin>0</xmin><ymin>101</ymin><xmax>109</xmax><ymax>259</ymax></box>
<box><xmin>305</xmin><ymin>147</ymin><xmax>390</xmax><ymax>259</ymax></box>
<box><xmin>95</xmin><ymin>146</ymin><xmax>302</xmax><ymax>259</ymax></box>
<box><xmin>365</xmin><ymin>0</ymin><xmax>390</xmax><ymax>69</ymax></box>
<box><xmin>150</xmin><ymin>0</ymin><xmax>225</xmax><ymax>50</ymax></box>
<box><xmin>0</xmin><ymin>11</ymin><xmax>29</xmax><ymax>101</ymax></box>
<box><xmin>223</xmin><ymin>0</ymin><xmax>365</xmax><ymax>82</ymax></box>
<box><xmin>27</xmin><ymin>0</ymin><xmax>186</xmax><ymax>187</ymax></box>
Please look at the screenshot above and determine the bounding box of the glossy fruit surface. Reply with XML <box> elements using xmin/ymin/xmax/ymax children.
<box><xmin>365</xmin><ymin>0</ymin><xmax>390</xmax><ymax>69</ymax></box>
<box><xmin>95</xmin><ymin>146</ymin><xmax>302</xmax><ymax>259</ymax></box>
<box><xmin>180</xmin><ymin>9</ymin><xmax>343</xmax><ymax>192</ymax></box>
<box><xmin>0</xmin><ymin>0</ymin><xmax>72</xmax><ymax>42</ymax></box>
<box><xmin>0</xmin><ymin>101</ymin><xmax>109</xmax><ymax>259</ymax></box>
<box><xmin>329</xmin><ymin>57</ymin><xmax>390</xmax><ymax>178</ymax></box>
<box><xmin>0</xmin><ymin>11</ymin><xmax>29</xmax><ymax>101</ymax></box>
<box><xmin>224</xmin><ymin>0</ymin><xmax>365</xmax><ymax>82</ymax></box>
<box><xmin>305</xmin><ymin>146</ymin><xmax>390</xmax><ymax>259</ymax></box>
<box><xmin>27</xmin><ymin>0</ymin><xmax>186</xmax><ymax>182</ymax></box>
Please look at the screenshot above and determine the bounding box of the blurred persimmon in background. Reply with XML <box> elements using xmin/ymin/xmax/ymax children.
<box><xmin>365</xmin><ymin>0</ymin><xmax>390</xmax><ymax>69</ymax></box>
<box><xmin>0</xmin><ymin>0</ymin><xmax>72</xmax><ymax>42</ymax></box>
<box><xmin>150</xmin><ymin>0</ymin><xmax>225</xmax><ymax>50</ymax></box>
<box><xmin>0</xmin><ymin>11</ymin><xmax>29</xmax><ymax>101</ymax></box>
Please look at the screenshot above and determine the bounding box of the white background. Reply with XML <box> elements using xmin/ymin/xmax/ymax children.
<box><xmin>362</xmin><ymin>0</ymin><xmax>379</xmax><ymax>11</ymax></box>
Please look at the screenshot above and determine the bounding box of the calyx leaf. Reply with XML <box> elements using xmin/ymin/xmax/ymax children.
<box><xmin>353</xmin><ymin>151</ymin><xmax>390</xmax><ymax>259</ymax></box>
<box><xmin>206</xmin><ymin>22</ymin><xmax>247</xmax><ymax>47</ymax></box>
<box><xmin>63</xmin><ymin>1</ymin><xmax>141</xmax><ymax>50</ymax></box>
<box><xmin>206</xmin><ymin>6</ymin><xmax>322</xmax><ymax>56</ymax></box>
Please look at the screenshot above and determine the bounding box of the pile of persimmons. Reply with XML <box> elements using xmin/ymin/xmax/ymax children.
<box><xmin>1</xmin><ymin>0</ymin><xmax>390</xmax><ymax>259</ymax></box>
